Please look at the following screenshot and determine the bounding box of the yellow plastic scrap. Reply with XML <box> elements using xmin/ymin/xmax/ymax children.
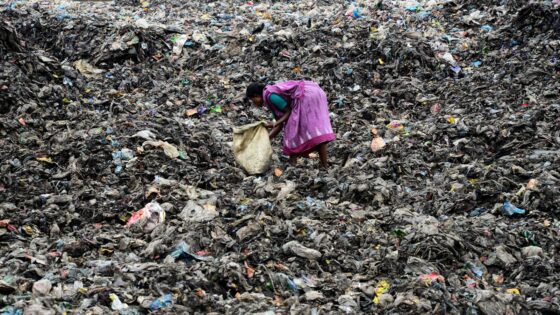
<box><xmin>386</xmin><ymin>120</ymin><xmax>404</xmax><ymax>130</ymax></box>
<box><xmin>23</xmin><ymin>225</ymin><xmax>38</xmax><ymax>236</ymax></box>
<box><xmin>36</xmin><ymin>156</ymin><xmax>54</xmax><ymax>164</ymax></box>
<box><xmin>240</xmin><ymin>198</ymin><xmax>252</xmax><ymax>205</ymax></box>
<box><xmin>119</xmin><ymin>214</ymin><xmax>128</xmax><ymax>222</ymax></box>
<box><xmin>468</xmin><ymin>179</ymin><xmax>478</xmax><ymax>185</ymax></box>
<box><xmin>447</xmin><ymin>116</ymin><xmax>457</xmax><ymax>124</ymax></box>
<box><xmin>372</xmin><ymin>280</ymin><xmax>390</xmax><ymax>304</ymax></box>
<box><xmin>506</xmin><ymin>288</ymin><xmax>520</xmax><ymax>295</ymax></box>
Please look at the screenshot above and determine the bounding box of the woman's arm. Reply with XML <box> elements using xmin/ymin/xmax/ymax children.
<box><xmin>269</xmin><ymin>106</ymin><xmax>291</xmax><ymax>139</ymax></box>
<box><xmin>274</xmin><ymin>105</ymin><xmax>291</xmax><ymax>125</ymax></box>
<box><xmin>269</xmin><ymin>124</ymin><xmax>283</xmax><ymax>139</ymax></box>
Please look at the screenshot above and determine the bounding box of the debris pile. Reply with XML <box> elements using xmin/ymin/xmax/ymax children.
<box><xmin>1</xmin><ymin>0</ymin><xmax>559</xmax><ymax>314</ymax></box>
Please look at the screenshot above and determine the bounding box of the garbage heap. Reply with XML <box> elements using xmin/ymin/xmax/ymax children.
<box><xmin>1</xmin><ymin>0</ymin><xmax>559</xmax><ymax>314</ymax></box>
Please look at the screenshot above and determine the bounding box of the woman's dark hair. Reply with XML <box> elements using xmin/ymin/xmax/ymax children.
<box><xmin>246</xmin><ymin>83</ymin><xmax>265</xmax><ymax>98</ymax></box>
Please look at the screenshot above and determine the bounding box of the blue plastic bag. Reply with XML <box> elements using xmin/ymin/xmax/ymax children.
<box><xmin>503</xmin><ymin>201</ymin><xmax>525</xmax><ymax>216</ymax></box>
<box><xmin>150</xmin><ymin>294</ymin><xmax>172</xmax><ymax>311</ymax></box>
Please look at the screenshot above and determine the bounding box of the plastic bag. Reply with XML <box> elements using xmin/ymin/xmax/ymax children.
<box><xmin>503</xmin><ymin>201</ymin><xmax>525</xmax><ymax>216</ymax></box>
<box><xmin>233</xmin><ymin>122</ymin><xmax>272</xmax><ymax>175</ymax></box>
<box><xmin>370</xmin><ymin>128</ymin><xmax>386</xmax><ymax>152</ymax></box>
<box><xmin>150</xmin><ymin>294</ymin><xmax>173</xmax><ymax>311</ymax></box>
<box><xmin>126</xmin><ymin>201</ymin><xmax>165</xmax><ymax>233</ymax></box>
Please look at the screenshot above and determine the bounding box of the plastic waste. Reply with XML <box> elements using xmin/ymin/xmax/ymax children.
<box><xmin>506</xmin><ymin>288</ymin><xmax>521</xmax><ymax>295</ymax></box>
<box><xmin>370</xmin><ymin>128</ymin><xmax>386</xmax><ymax>152</ymax></box>
<box><xmin>150</xmin><ymin>294</ymin><xmax>173</xmax><ymax>310</ymax></box>
<box><xmin>282</xmin><ymin>241</ymin><xmax>322</xmax><ymax>260</ymax></box>
<box><xmin>386</xmin><ymin>120</ymin><xmax>405</xmax><ymax>130</ymax></box>
<box><xmin>503</xmin><ymin>201</ymin><xmax>525</xmax><ymax>216</ymax></box>
<box><xmin>142</xmin><ymin>140</ymin><xmax>179</xmax><ymax>159</ymax></box>
<box><xmin>32</xmin><ymin>279</ymin><xmax>52</xmax><ymax>296</ymax></box>
<box><xmin>418</xmin><ymin>273</ymin><xmax>444</xmax><ymax>286</ymax></box>
<box><xmin>0</xmin><ymin>307</ymin><xmax>22</xmax><ymax>315</ymax></box>
<box><xmin>469</xmin><ymin>207</ymin><xmax>487</xmax><ymax>217</ymax></box>
<box><xmin>126</xmin><ymin>201</ymin><xmax>166</xmax><ymax>233</ymax></box>
<box><xmin>74</xmin><ymin>60</ymin><xmax>104</xmax><ymax>78</ymax></box>
<box><xmin>372</xmin><ymin>280</ymin><xmax>390</xmax><ymax>304</ymax></box>
<box><xmin>109</xmin><ymin>293</ymin><xmax>129</xmax><ymax>311</ymax></box>
<box><xmin>170</xmin><ymin>241</ymin><xmax>212</xmax><ymax>261</ymax></box>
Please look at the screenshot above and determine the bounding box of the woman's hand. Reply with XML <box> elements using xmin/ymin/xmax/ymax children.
<box><xmin>268</xmin><ymin>106</ymin><xmax>291</xmax><ymax>138</ymax></box>
<box><xmin>269</xmin><ymin>124</ymin><xmax>283</xmax><ymax>139</ymax></box>
<box><xmin>264</xmin><ymin>121</ymin><xmax>275</xmax><ymax>129</ymax></box>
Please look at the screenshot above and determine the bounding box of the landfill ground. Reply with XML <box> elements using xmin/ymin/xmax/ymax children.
<box><xmin>1</xmin><ymin>0</ymin><xmax>560</xmax><ymax>314</ymax></box>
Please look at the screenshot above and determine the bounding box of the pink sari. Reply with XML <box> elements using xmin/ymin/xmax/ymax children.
<box><xmin>263</xmin><ymin>80</ymin><xmax>336</xmax><ymax>156</ymax></box>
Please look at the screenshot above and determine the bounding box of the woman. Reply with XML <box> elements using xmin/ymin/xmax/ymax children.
<box><xmin>246</xmin><ymin>80</ymin><xmax>336</xmax><ymax>168</ymax></box>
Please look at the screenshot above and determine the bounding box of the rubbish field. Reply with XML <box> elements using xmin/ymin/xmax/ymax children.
<box><xmin>1</xmin><ymin>0</ymin><xmax>559</xmax><ymax>314</ymax></box>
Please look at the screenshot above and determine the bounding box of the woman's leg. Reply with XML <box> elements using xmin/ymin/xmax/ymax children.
<box><xmin>318</xmin><ymin>143</ymin><xmax>328</xmax><ymax>168</ymax></box>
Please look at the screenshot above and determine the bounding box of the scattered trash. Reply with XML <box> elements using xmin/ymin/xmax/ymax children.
<box><xmin>126</xmin><ymin>201</ymin><xmax>166</xmax><ymax>233</ymax></box>
<box><xmin>419</xmin><ymin>273</ymin><xmax>445</xmax><ymax>286</ymax></box>
<box><xmin>406</xmin><ymin>5</ymin><xmax>419</xmax><ymax>12</ymax></box>
<box><xmin>503</xmin><ymin>201</ymin><xmax>526</xmax><ymax>216</ymax></box>
<box><xmin>32</xmin><ymin>279</ymin><xmax>52</xmax><ymax>296</ymax></box>
<box><xmin>386</xmin><ymin>120</ymin><xmax>405</xmax><ymax>130</ymax></box>
<box><xmin>109</xmin><ymin>293</ymin><xmax>129</xmax><ymax>311</ymax></box>
<box><xmin>170</xmin><ymin>241</ymin><xmax>212</xmax><ymax>261</ymax></box>
<box><xmin>142</xmin><ymin>140</ymin><xmax>180</xmax><ymax>159</ymax></box>
<box><xmin>282</xmin><ymin>241</ymin><xmax>322</xmax><ymax>261</ymax></box>
<box><xmin>370</xmin><ymin>128</ymin><xmax>386</xmax><ymax>152</ymax></box>
<box><xmin>506</xmin><ymin>288</ymin><xmax>521</xmax><ymax>295</ymax></box>
<box><xmin>73</xmin><ymin>59</ymin><xmax>104</xmax><ymax>78</ymax></box>
<box><xmin>430</xmin><ymin>103</ymin><xmax>441</xmax><ymax>114</ymax></box>
<box><xmin>0</xmin><ymin>307</ymin><xmax>22</xmax><ymax>315</ymax></box>
<box><xmin>150</xmin><ymin>294</ymin><xmax>173</xmax><ymax>311</ymax></box>
<box><xmin>274</xmin><ymin>168</ymin><xmax>283</xmax><ymax>177</ymax></box>
<box><xmin>469</xmin><ymin>207</ymin><xmax>487</xmax><ymax>217</ymax></box>
<box><xmin>372</xmin><ymin>280</ymin><xmax>390</xmax><ymax>304</ymax></box>
<box><xmin>521</xmin><ymin>246</ymin><xmax>544</xmax><ymax>258</ymax></box>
